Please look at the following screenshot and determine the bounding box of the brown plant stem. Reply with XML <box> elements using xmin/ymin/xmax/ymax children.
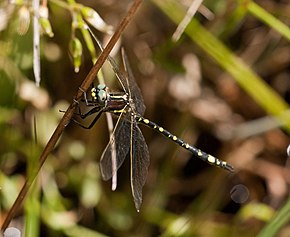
<box><xmin>1</xmin><ymin>0</ymin><xmax>143</xmax><ymax>231</ymax></box>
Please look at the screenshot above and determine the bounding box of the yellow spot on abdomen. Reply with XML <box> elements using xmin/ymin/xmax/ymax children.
<box><xmin>159</xmin><ymin>127</ymin><xmax>164</xmax><ymax>132</ymax></box>
<box><xmin>207</xmin><ymin>155</ymin><xmax>216</xmax><ymax>164</ymax></box>
<box><xmin>172</xmin><ymin>136</ymin><xmax>177</xmax><ymax>141</ymax></box>
<box><xmin>197</xmin><ymin>150</ymin><xmax>203</xmax><ymax>156</ymax></box>
<box><xmin>143</xmin><ymin>119</ymin><xmax>149</xmax><ymax>124</ymax></box>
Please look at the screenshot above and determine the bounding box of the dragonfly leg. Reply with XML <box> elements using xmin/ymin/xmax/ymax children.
<box><xmin>77</xmin><ymin>86</ymin><xmax>91</xmax><ymax>106</ymax></box>
<box><xmin>72</xmin><ymin>108</ymin><xmax>104</xmax><ymax>129</ymax></box>
<box><xmin>59</xmin><ymin>102</ymin><xmax>101</xmax><ymax>117</ymax></box>
<box><xmin>75</xmin><ymin>103</ymin><xmax>103</xmax><ymax>118</ymax></box>
<box><xmin>80</xmin><ymin>83</ymin><xmax>98</xmax><ymax>106</ymax></box>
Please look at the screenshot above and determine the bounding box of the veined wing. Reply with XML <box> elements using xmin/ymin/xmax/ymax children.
<box><xmin>130</xmin><ymin>121</ymin><xmax>150</xmax><ymax>211</ymax></box>
<box><xmin>87</xmin><ymin>26</ymin><xmax>129</xmax><ymax>95</ymax></box>
<box><xmin>100</xmin><ymin>112</ymin><xmax>131</xmax><ymax>181</ymax></box>
<box><xmin>87</xmin><ymin>26</ymin><xmax>145</xmax><ymax>116</ymax></box>
<box><xmin>121</xmin><ymin>48</ymin><xmax>146</xmax><ymax>116</ymax></box>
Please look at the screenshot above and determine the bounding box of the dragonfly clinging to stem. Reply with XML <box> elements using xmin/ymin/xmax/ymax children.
<box><xmin>73</xmin><ymin>29</ymin><xmax>234</xmax><ymax>211</ymax></box>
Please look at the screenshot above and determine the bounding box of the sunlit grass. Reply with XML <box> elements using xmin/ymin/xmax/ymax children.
<box><xmin>1</xmin><ymin>0</ymin><xmax>289</xmax><ymax>236</ymax></box>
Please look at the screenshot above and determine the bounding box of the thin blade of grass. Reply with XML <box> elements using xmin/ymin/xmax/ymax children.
<box><xmin>257</xmin><ymin>197</ymin><xmax>290</xmax><ymax>237</ymax></box>
<box><xmin>24</xmin><ymin>117</ymin><xmax>41</xmax><ymax>237</ymax></box>
<box><xmin>247</xmin><ymin>1</ymin><xmax>290</xmax><ymax>42</ymax></box>
<box><xmin>152</xmin><ymin>0</ymin><xmax>290</xmax><ymax>133</ymax></box>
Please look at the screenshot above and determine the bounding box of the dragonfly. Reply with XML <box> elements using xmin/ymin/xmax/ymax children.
<box><xmin>74</xmin><ymin>46</ymin><xmax>234</xmax><ymax>211</ymax></box>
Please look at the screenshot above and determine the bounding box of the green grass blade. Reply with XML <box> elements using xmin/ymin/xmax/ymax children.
<box><xmin>257</xmin><ymin>197</ymin><xmax>290</xmax><ymax>237</ymax></box>
<box><xmin>24</xmin><ymin>181</ymin><xmax>40</xmax><ymax>237</ymax></box>
<box><xmin>247</xmin><ymin>1</ymin><xmax>290</xmax><ymax>42</ymax></box>
<box><xmin>152</xmin><ymin>0</ymin><xmax>290</xmax><ymax>133</ymax></box>
<box><xmin>24</xmin><ymin>141</ymin><xmax>41</xmax><ymax>237</ymax></box>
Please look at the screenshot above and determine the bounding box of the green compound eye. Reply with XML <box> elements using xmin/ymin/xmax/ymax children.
<box><xmin>97</xmin><ymin>84</ymin><xmax>106</xmax><ymax>90</ymax></box>
<box><xmin>98</xmin><ymin>89</ymin><xmax>107</xmax><ymax>102</ymax></box>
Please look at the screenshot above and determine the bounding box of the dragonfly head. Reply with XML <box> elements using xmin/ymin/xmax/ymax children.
<box><xmin>91</xmin><ymin>84</ymin><xmax>108</xmax><ymax>105</ymax></box>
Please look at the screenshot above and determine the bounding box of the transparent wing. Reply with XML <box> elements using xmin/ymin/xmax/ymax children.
<box><xmin>87</xmin><ymin>26</ymin><xmax>128</xmax><ymax>94</ymax></box>
<box><xmin>87</xmin><ymin>26</ymin><xmax>146</xmax><ymax>116</ymax></box>
<box><xmin>100</xmin><ymin>113</ymin><xmax>131</xmax><ymax>181</ymax></box>
<box><xmin>106</xmin><ymin>53</ymin><xmax>130</xmax><ymax>96</ymax></box>
<box><xmin>130</xmin><ymin>122</ymin><xmax>150</xmax><ymax>211</ymax></box>
<box><xmin>121</xmin><ymin>48</ymin><xmax>146</xmax><ymax>116</ymax></box>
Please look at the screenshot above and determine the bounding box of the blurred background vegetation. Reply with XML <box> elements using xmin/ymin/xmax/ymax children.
<box><xmin>0</xmin><ymin>0</ymin><xmax>290</xmax><ymax>236</ymax></box>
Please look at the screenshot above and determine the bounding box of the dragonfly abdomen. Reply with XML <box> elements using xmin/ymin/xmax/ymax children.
<box><xmin>136</xmin><ymin>115</ymin><xmax>234</xmax><ymax>172</ymax></box>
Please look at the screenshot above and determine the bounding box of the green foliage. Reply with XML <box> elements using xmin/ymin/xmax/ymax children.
<box><xmin>1</xmin><ymin>0</ymin><xmax>290</xmax><ymax>236</ymax></box>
